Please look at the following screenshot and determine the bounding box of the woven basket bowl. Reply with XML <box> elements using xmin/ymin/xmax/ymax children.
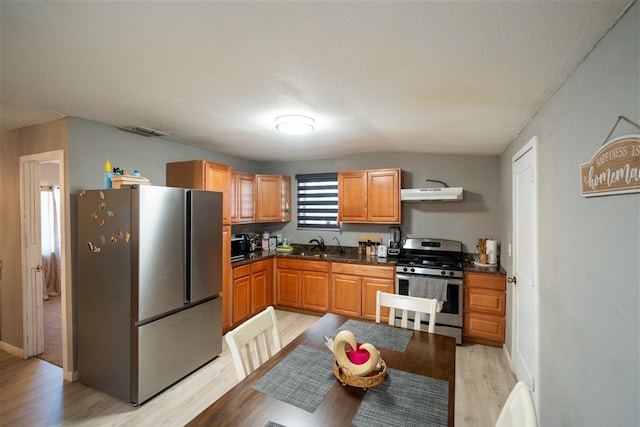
<box><xmin>333</xmin><ymin>358</ymin><xmax>387</xmax><ymax>389</ymax></box>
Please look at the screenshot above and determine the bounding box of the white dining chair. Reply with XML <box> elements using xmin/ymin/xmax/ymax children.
<box><xmin>225</xmin><ymin>306</ymin><xmax>283</xmax><ymax>382</ymax></box>
<box><xmin>375</xmin><ymin>290</ymin><xmax>438</xmax><ymax>333</ymax></box>
<box><xmin>495</xmin><ymin>381</ymin><xmax>538</xmax><ymax>427</ymax></box>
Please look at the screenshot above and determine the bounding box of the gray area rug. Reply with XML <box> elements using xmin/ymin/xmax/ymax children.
<box><xmin>252</xmin><ymin>345</ymin><xmax>335</xmax><ymax>413</ymax></box>
<box><xmin>352</xmin><ymin>368</ymin><xmax>449</xmax><ymax>427</ymax></box>
<box><xmin>336</xmin><ymin>319</ymin><xmax>413</xmax><ymax>353</ymax></box>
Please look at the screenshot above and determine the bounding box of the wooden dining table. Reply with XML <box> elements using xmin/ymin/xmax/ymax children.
<box><xmin>187</xmin><ymin>313</ymin><xmax>456</xmax><ymax>427</ymax></box>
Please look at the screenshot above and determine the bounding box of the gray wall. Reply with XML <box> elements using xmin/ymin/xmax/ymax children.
<box><xmin>0</xmin><ymin>119</ymin><xmax>68</xmax><ymax>350</ymax></box>
<box><xmin>266</xmin><ymin>153</ymin><xmax>500</xmax><ymax>253</ymax></box>
<box><xmin>499</xmin><ymin>2</ymin><xmax>639</xmax><ymax>425</ymax></box>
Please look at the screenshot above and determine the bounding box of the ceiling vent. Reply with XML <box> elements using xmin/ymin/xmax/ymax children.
<box><xmin>118</xmin><ymin>126</ymin><xmax>170</xmax><ymax>138</ymax></box>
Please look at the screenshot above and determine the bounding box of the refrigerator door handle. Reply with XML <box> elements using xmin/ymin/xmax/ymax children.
<box><xmin>184</xmin><ymin>190</ymin><xmax>192</xmax><ymax>304</ymax></box>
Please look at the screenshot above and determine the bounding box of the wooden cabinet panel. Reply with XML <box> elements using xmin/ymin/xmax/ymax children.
<box><xmin>330</xmin><ymin>273</ymin><xmax>362</xmax><ymax>317</ymax></box>
<box><xmin>338</xmin><ymin>171</ymin><xmax>367</xmax><ymax>222</ymax></box>
<box><xmin>166</xmin><ymin>160</ymin><xmax>207</xmax><ymax>189</ymax></box>
<box><xmin>338</xmin><ymin>168</ymin><xmax>401</xmax><ymax>224</ymax></box>
<box><xmin>367</xmin><ymin>169</ymin><xmax>400</xmax><ymax>223</ymax></box>
<box><xmin>251</xmin><ymin>269</ymin><xmax>269</xmax><ymax>313</ymax></box>
<box><xmin>464</xmin><ymin>312</ymin><xmax>505</xmax><ymax>343</ymax></box>
<box><xmin>256</xmin><ymin>175</ymin><xmax>281</xmax><ymax>222</ymax></box>
<box><xmin>205</xmin><ymin>162</ymin><xmax>231</xmax><ymax>225</ymax></box>
<box><xmin>278</xmin><ymin>258</ymin><xmax>330</xmax><ymax>272</ymax></box>
<box><xmin>301</xmin><ymin>271</ymin><xmax>330</xmax><ymax>312</ymax></box>
<box><xmin>280</xmin><ymin>175</ymin><xmax>291</xmax><ymax>222</ymax></box>
<box><xmin>463</xmin><ymin>272</ymin><xmax>506</xmax><ymax>346</ymax></box>
<box><xmin>232</xmin><ymin>274</ymin><xmax>251</xmax><ymax>324</ymax></box>
<box><xmin>361</xmin><ymin>277</ymin><xmax>394</xmax><ymax>321</ymax></box>
<box><xmin>222</xmin><ymin>225</ymin><xmax>232</xmax><ymax>331</ymax></box>
<box><xmin>331</xmin><ymin>262</ymin><xmax>394</xmax><ymax>279</ymax></box>
<box><xmin>464</xmin><ymin>288</ymin><xmax>506</xmax><ymax>316</ymax></box>
<box><xmin>276</xmin><ymin>269</ymin><xmax>301</xmax><ymax>308</ymax></box>
<box><xmin>256</xmin><ymin>174</ymin><xmax>291</xmax><ymax>222</ymax></box>
<box><xmin>231</xmin><ymin>171</ymin><xmax>255</xmax><ymax>224</ymax></box>
<box><xmin>465</xmin><ymin>273</ymin><xmax>506</xmax><ymax>291</ymax></box>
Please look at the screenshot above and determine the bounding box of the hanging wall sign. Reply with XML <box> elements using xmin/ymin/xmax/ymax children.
<box><xmin>580</xmin><ymin>135</ymin><xmax>640</xmax><ymax>197</ymax></box>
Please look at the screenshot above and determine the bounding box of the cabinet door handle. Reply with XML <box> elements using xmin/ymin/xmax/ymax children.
<box><xmin>507</xmin><ymin>276</ymin><xmax>517</xmax><ymax>285</ymax></box>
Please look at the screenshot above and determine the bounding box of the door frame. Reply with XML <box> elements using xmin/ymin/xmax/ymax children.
<box><xmin>511</xmin><ymin>136</ymin><xmax>540</xmax><ymax>412</ymax></box>
<box><xmin>20</xmin><ymin>149</ymin><xmax>73</xmax><ymax>381</ymax></box>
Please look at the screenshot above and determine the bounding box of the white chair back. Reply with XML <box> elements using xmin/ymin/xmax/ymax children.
<box><xmin>495</xmin><ymin>381</ymin><xmax>538</xmax><ymax>427</ymax></box>
<box><xmin>225</xmin><ymin>306</ymin><xmax>283</xmax><ymax>381</ymax></box>
<box><xmin>375</xmin><ymin>290</ymin><xmax>438</xmax><ymax>333</ymax></box>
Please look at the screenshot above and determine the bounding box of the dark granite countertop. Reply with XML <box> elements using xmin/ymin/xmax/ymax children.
<box><xmin>462</xmin><ymin>259</ymin><xmax>507</xmax><ymax>276</ymax></box>
<box><xmin>232</xmin><ymin>245</ymin><xmax>505</xmax><ymax>276</ymax></box>
<box><xmin>231</xmin><ymin>245</ymin><xmax>399</xmax><ymax>268</ymax></box>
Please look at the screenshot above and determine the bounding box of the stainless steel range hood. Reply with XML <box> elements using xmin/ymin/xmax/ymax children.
<box><xmin>401</xmin><ymin>187</ymin><xmax>464</xmax><ymax>202</ymax></box>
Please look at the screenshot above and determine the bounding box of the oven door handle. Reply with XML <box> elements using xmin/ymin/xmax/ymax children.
<box><xmin>397</xmin><ymin>273</ymin><xmax>462</xmax><ymax>286</ymax></box>
<box><xmin>396</xmin><ymin>273</ymin><xmax>412</xmax><ymax>282</ymax></box>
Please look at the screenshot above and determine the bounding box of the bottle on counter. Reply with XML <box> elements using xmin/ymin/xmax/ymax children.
<box><xmin>474</xmin><ymin>245</ymin><xmax>480</xmax><ymax>262</ymax></box>
<box><xmin>104</xmin><ymin>159</ymin><xmax>112</xmax><ymax>189</ymax></box>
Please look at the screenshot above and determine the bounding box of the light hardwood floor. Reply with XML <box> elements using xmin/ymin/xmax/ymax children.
<box><xmin>0</xmin><ymin>310</ymin><xmax>515</xmax><ymax>426</ymax></box>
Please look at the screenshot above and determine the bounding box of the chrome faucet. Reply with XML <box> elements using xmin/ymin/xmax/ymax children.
<box><xmin>333</xmin><ymin>236</ymin><xmax>345</xmax><ymax>253</ymax></box>
<box><xmin>309</xmin><ymin>236</ymin><xmax>325</xmax><ymax>252</ymax></box>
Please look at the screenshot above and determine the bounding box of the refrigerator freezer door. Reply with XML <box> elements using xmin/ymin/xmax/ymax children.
<box><xmin>134</xmin><ymin>186</ymin><xmax>186</xmax><ymax>322</ymax></box>
<box><xmin>78</xmin><ymin>189</ymin><xmax>132</xmax><ymax>402</ymax></box>
<box><xmin>133</xmin><ymin>297</ymin><xmax>222</xmax><ymax>404</ymax></box>
<box><xmin>189</xmin><ymin>190</ymin><xmax>222</xmax><ymax>302</ymax></box>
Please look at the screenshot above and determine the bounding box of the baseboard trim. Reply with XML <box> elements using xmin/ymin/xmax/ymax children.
<box><xmin>502</xmin><ymin>343</ymin><xmax>514</xmax><ymax>371</ymax></box>
<box><xmin>0</xmin><ymin>341</ymin><xmax>25</xmax><ymax>359</ymax></box>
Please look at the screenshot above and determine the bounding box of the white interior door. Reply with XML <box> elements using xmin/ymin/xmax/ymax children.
<box><xmin>20</xmin><ymin>157</ymin><xmax>44</xmax><ymax>357</ymax></box>
<box><xmin>512</xmin><ymin>137</ymin><xmax>540</xmax><ymax>410</ymax></box>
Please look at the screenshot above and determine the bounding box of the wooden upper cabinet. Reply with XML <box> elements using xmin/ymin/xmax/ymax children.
<box><xmin>368</xmin><ymin>169</ymin><xmax>400</xmax><ymax>223</ymax></box>
<box><xmin>231</xmin><ymin>171</ymin><xmax>255</xmax><ymax>224</ymax></box>
<box><xmin>338</xmin><ymin>168</ymin><xmax>401</xmax><ymax>224</ymax></box>
<box><xmin>166</xmin><ymin>160</ymin><xmax>231</xmax><ymax>225</ymax></box>
<box><xmin>338</xmin><ymin>172</ymin><xmax>368</xmax><ymax>222</ymax></box>
<box><xmin>256</xmin><ymin>174</ymin><xmax>291</xmax><ymax>222</ymax></box>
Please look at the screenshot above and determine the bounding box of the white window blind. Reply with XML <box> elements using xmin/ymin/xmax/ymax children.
<box><xmin>296</xmin><ymin>173</ymin><xmax>339</xmax><ymax>229</ymax></box>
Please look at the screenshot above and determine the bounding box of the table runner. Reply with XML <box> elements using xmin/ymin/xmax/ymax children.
<box><xmin>251</xmin><ymin>345</ymin><xmax>335</xmax><ymax>413</ymax></box>
<box><xmin>352</xmin><ymin>368</ymin><xmax>449</xmax><ymax>427</ymax></box>
<box><xmin>336</xmin><ymin>319</ymin><xmax>413</xmax><ymax>352</ymax></box>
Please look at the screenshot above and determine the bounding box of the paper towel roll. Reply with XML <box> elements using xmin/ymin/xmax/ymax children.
<box><xmin>486</xmin><ymin>239</ymin><xmax>498</xmax><ymax>264</ymax></box>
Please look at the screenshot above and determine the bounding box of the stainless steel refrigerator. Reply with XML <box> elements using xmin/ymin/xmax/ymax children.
<box><xmin>78</xmin><ymin>185</ymin><xmax>222</xmax><ymax>405</ymax></box>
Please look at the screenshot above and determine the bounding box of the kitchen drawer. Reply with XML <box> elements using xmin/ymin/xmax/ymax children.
<box><xmin>233</xmin><ymin>264</ymin><xmax>251</xmax><ymax>279</ymax></box>
<box><xmin>464</xmin><ymin>312</ymin><xmax>505</xmax><ymax>343</ymax></box>
<box><xmin>464</xmin><ymin>288</ymin><xmax>506</xmax><ymax>316</ymax></box>
<box><xmin>277</xmin><ymin>258</ymin><xmax>330</xmax><ymax>272</ymax></box>
<box><xmin>464</xmin><ymin>272</ymin><xmax>506</xmax><ymax>291</ymax></box>
<box><xmin>331</xmin><ymin>262</ymin><xmax>394</xmax><ymax>279</ymax></box>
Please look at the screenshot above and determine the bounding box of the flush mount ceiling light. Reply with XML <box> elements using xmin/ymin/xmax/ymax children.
<box><xmin>275</xmin><ymin>115</ymin><xmax>315</xmax><ymax>134</ymax></box>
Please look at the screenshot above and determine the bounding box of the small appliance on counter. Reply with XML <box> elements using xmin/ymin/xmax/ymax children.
<box><xmin>388</xmin><ymin>226</ymin><xmax>402</xmax><ymax>256</ymax></box>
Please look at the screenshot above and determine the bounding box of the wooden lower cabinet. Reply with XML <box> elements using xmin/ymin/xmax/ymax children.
<box><xmin>276</xmin><ymin>258</ymin><xmax>329</xmax><ymax>312</ymax></box>
<box><xmin>361</xmin><ymin>277</ymin><xmax>394</xmax><ymax>321</ymax></box>
<box><xmin>330</xmin><ymin>273</ymin><xmax>361</xmax><ymax>317</ymax></box>
<box><xmin>276</xmin><ymin>268</ymin><xmax>302</xmax><ymax>308</ymax></box>
<box><xmin>463</xmin><ymin>272</ymin><xmax>506</xmax><ymax>347</ymax></box>
<box><xmin>301</xmin><ymin>270</ymin><xmax>330</xmax><ymax>312</ymax></box>
<box><xmin>251</xmin><ymin>259</ymin><xmax>273</xmax><ymax>313</ymax></box>
<box><xmin>232</xmin><ymin>260</ymin><xmax>273</xmax><ymax>325</ymax></box>
<box><xmin>330</xmin><ymin>263</ymin><xmax>394</xmax><ymax>320</ymax></box>
<box><xmin>232</xmin><ymin>264</ymin><xmax>252</xmax><ymax>324</ymax></box>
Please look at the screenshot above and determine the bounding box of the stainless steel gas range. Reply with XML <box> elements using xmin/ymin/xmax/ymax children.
<box><xmin>395</xmin><ymin>238</ymin><xmax>464</xmax><ymax>344</ymax></box>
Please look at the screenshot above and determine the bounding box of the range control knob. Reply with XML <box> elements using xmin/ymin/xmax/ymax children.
<box><xmin>410</xmin><ymin>268</ymin><xmax>415</xmax><ymax>273</ymax></box>
<box><xmin>440</xmin><ymin>270</ymin><xmax>446</xmax><ymax>276</ymax></box>
<box><xmin>402</xmin><ymin>267</ymin><xmax>408</xmax><ymax>272</ymax></box>
<box><xmin>449</xmin><ymin>271</ymin><xmax>455</xmax><ymax>277</ymax></box>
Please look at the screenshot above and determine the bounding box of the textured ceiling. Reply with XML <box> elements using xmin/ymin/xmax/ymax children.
<box><xmin>0</xmin><ymin>1</ymin><xmax>633</xmax><ymax>161</ymax></box>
